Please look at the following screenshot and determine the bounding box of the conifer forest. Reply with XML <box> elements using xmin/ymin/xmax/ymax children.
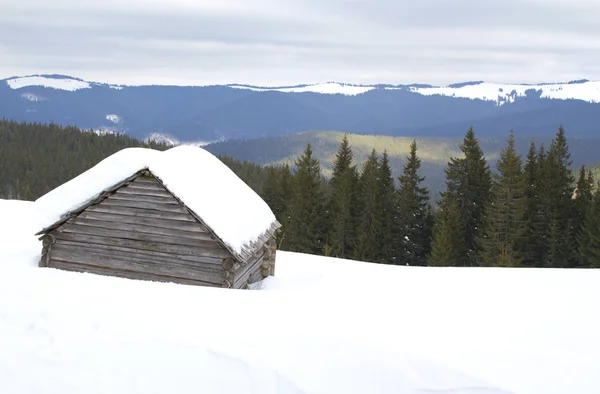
<box><xmin>1</xmin><ymin>119</ymin><xmax>599</xmax><ymax>268</ymax></box>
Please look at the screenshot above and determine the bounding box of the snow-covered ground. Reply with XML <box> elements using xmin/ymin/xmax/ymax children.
<box><xmin>5</xmin><ymin>75</ymin><xmax>600</xmax><ymax>103</ymax></box>
<box><xmin>0</xmin><ymin>198</ymin><xmax>598</xmax><ymax>394</ymax></box>
<box><xmin>406</xmin><ymin>80</ymin><xmax>600</xmax><ymax>105</ymax></box>
<box><xmin>228</xmin><ymin>82</ymin><xmax>376</xmax><ymax>96</ymax></box>
<box><xmin>5</xmin><ymin>76</ymin><xmax>92</xmax><ymax>91</ymax></box>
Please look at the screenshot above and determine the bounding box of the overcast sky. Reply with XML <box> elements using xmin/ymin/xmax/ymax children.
<box><xmin>2</xmin><ymin>0</ymin><xmax>600</xmax><ymax>86</ymax></box>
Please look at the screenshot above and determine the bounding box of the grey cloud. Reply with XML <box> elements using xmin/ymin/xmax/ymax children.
<box><xmin>1</xmin><ymin>0</ymin><xmax>600</xmax><ymax>85</ymax></box>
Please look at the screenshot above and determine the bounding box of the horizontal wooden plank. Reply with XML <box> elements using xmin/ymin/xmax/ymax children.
<box><xmin>233</xmin><ymin>253</ymin><xmax>265</xmax><ymax>289</ymax></box>
<box><xmin>86</xmin><ymin>204</ymin><xmax>197</xmax><ymax>222</ymax></box>
<box><xmin>115</xmin><ymin>187</ymin><xmax>173</xmax><ymax>198</ymax></box>
<box><xmin>53</xmin><ymin>240</ymin><xmax>226</xmax><ymax>268</ymax></box>
<box><xmin>106</xmin><ymin>193</ymin><xmax>180</xmax><ymax>205</ymax></box>
<box><xmin>76</xmin><ymin>210</ymin><xmax>208</xmax><ymax>233</ymax></box>
<box><xmin>47</xmin><ymin>259</ymin><xmax>222</xmax><ymax>287</ymax></box>
<box><xmin>51</xmin><ymin>247</ymin><xmax>224</xmax><ymax>283</ymax></box>
<box><xmin>125</xmin><ymin>181</ymin><xmax>166</xmax><ymax>191</ymax></box>
<box><xmin>99</xmin><ymin>198</ymin><xmax>190</xmax><ymax>213</ymax></box>
<box><xmin>53</xmin><ymin>231</ymin><xmax>232</xmax><ymax>259</ymax></box>
<box><xmin>132</xmin><ymin>177</ymin><xmax>159</xmax><ymax>184</ymax></box>
<box><xmin>67</xmin><ymin>216</ymin><xmax>215</xmax><ymax>242</ymax></box>
<box><xmin>58</xmin><ymin>223</ymin><xmax>222</xmax><ymax>249</ymax></box>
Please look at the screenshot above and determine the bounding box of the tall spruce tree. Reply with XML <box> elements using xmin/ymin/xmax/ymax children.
<box><xmin>437</xmin><ymin>127</ymin><xmax>492</xmax><ymax>266</ymax></box>
<box><xmin>377</xmin><ymin>150</ymin><xmax>398</xmax><ymax>264</ymax></box>
<box><xmin>262</xmin><ymin>164</ymin><xmax>292</xmax><ymax>221</ymax></box>
<box><xmin>477</xmin><ymin>131</ymin><xmax>525</xmax><ymax>267</ymax></box>
<box><xmin>544</xmin><ymin>126</ymin><xmax>576</xmax><ymax>267</ymax></box>
<box><xmin>327</xmin><ymin>135</ymin><xmax>359</xmax><ymax>258</ymax></box>
<box><xmin>283</xmin><ymin>144</ymin><xmax>326</xmax><ymax>254</ymax></box>
<box><xmin>573</xmin><ymin>166</ymin><xmax>594</xmax><ymax>247</ymax></box>
<box><xmin>353</xmin><ymin>149</ymin><xmax>381</xmax><ymax>262</ymax></box>
<box><xmin>518</xmin><ymin>140</ymin><xmax>546</xmax><ymax>267</ymax></box>
<box><xmin>578</xmin><ymin>186</ymin><xmax>600</xmax><ymax>267</ymax></box>
<box><xmin>396</xmin><ymin>140</ymin><xmax>432</xmax><ymax>266</ymax></box>
<box><xmin>427</xmin><ymin>197</ymin><xmax>462</xmax><ymax>267</ymax></box>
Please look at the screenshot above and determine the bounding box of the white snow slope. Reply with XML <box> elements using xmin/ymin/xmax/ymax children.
<box><xmin>229</xmin><ymin>82</ymin><xmax>376</xmax><ymax>96</ymax></box>
<box><xmin>5</xmin><ymin>74</ymin><xmax>600</xmax><ymax>103</ymax></box>
<box><xmin>0</xmin><ymin>199</ymin><xmax>599</xmax><ymax>394</ymax></box>
<box><xmin>407</xmin><ymin>81</ymin><xmax>600</xmax><ymax>105</ymax></box>
<box><xmin>4</xmin><ymin>75</ymin><xmax>123</xmax><ymax>91</ymax></box>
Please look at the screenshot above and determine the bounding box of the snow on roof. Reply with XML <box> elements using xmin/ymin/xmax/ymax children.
<box><xmin>229</xmin><ymin>82</ymin><xmax>375</xmax><ymax>96</ymax></box>
<box><xmin>34</xmin><ymin>145</ymin><xmax>278</xmax><ymax>256</ymax></box>
<box><xmin>6</xmin><ymin>75</ymin><xmax>92</xmax><ymax>91</ymax></box>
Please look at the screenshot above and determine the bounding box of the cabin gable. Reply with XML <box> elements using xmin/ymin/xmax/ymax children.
<box><xmin>39</xmin><ymin>174</ymin><xmax>237</xmax><ymax>287</ymax></box>
<box><xmin>38</xmin><ymin>171</ymin><xmax>278</xmax><ymax>289</ymax></box>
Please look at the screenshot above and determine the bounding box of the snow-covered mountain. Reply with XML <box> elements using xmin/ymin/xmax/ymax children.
<box><xmin>2</xmin><ymin>74</ymin><xmax>600</xmax><ymax>141</ymax></box>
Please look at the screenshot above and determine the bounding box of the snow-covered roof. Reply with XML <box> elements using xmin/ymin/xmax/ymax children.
<box><xmin>35</xmin><ymin>145</ymin><xmax>280</xmax><ymax>259</ymax></box>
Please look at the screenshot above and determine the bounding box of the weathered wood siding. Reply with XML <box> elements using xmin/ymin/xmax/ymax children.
<box><xmin>42</xmin><ymin>177</ymin><xmax>238</xmax><ymax>287</ymax></box>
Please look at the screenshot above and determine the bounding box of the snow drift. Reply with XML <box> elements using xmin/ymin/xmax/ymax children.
<box><xmin>0</xmin><ymin>198</ymin><xmax>599</xmax><ymax>394</ymax></box>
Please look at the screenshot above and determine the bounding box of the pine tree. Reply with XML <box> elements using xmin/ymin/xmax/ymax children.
<box><xmin>396</xmin><ymin>140</ymin><xmax>432</xmax><ymax>266</ymax></box>
<box><xmin>544</xmin><ymin>126</ymin><xmax>576</xmax><ymax>267</ymax></box>
<box><xmin>576</xmin><ymin>171</ymin><xmax>599</xmax><ymax>267</ymax></box>
<box><xmin>518</xmin><ymin>140</ymin><xmax>546</xmax><ymax>267</ymax></box>
<box><xmin>535</xmin><ymin>143</ymin><xmax>552</xmax><ymax>266</ymax></box>
<box><xmin>327</xmin><ymin>135</ymin><xmax>359</xmax><ymax>258</ymax></box>
<box><xmin>570</xmin><ymin>167</ymin><xmax>594</xmax><ymax>265</ymax></box>
<box><xmin>262</xmin><ymin>164</ymin><xmax>292</xmax><ymax>220</ymax></box>
<box><xmin>427</xmin><ymin>197</ymin><xmax>462</xmax><ymax>267</ymax></box>
<box><xmin>353</xmin><ymin>149</ymin><xmax>381</xmax><ymax>262</ymax></box>
<box><xmin>283</xmin><ymin>144</ymin><xmax>326</xmax><ymax>254</ymax></box>
<box><xmin>377</xmin><ymin>150</ymin><xmax>397</xmax><ymax>264</ymax></box>
<box><xmin>437</xmin><ymin>127</ymin><xmax>492</xmax><ymax>266</ymax></box>
<box><xmin>477</xmin><ymin>131</ymin><xmax>525</xmax><ymax>267</ymax></box>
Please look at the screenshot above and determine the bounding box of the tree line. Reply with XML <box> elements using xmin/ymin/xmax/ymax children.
<box><xmin>1</xmin><ymin>119</ymin><xmax>598</xmax><ymax>267</ymax></box>
<box><xmin>264</xmin><ymin>127</ymin><xmax>600</xmax><ymax>268</ymax></box>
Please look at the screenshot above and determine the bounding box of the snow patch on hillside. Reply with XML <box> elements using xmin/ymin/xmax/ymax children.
<box><xmin>229</xmin><ymin>82</ymin><xmax>375</xmax><ymax>96</ymax></box>
<box><xmin>90</xmin><ymin>127</ymin><xmax>118</xmax><ymax>136</ymax></box>
<box><xmin>407</xmin><ymin>80</ymin><xmax>600</xmax><ymax>105</ymax></box>
<box><xmin>146</xmin><ymin>132</ymin><xmax>179</xmax><ymax>147</ymax></box>
<box><xmin>20</xmin><ymin>93</ymin><xmax>43</xmax><ymax>102</ymax></box>
<box><xmin>105</xmin><ymin>114</ymin><xmax>122</xmax><ymax>124</ymax></box>
<box><xmin>6</xmin><ymin>76</ymin><xmax>91</xmax><ymax>91</ymax></box>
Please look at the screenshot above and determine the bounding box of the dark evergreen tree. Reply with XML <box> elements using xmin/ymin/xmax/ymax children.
<box><xmin>437</xmin><ymin>127</ymin><xmax>492</xmax><ymax>266</ymax></box>
<box><xmin>377</xmin><ymin>150</ymin><xmax>397</xmax><ymax>264</ymax></box>
<box><xmin>570</xmin><ymin>167</ymin><xmax>594</xmax><ymax>265</ymax></box>
<box><xmin>477</xmin><ymin>131</ymin><xmax>525</xmax><ymax>267</ymax></box>
<box><xmin>282</xmin><ymin>144</ymin><xmax>326</xmax><ymax>254</ymax></box>
<box><xmin>544</xmin><ymin>126</ymin><xmax>577</xmax><ymax>267</ymax></box>
<box><xmin>327</xmin><ymin>135</ymin><xmax>359</xmax><ymax>258</ymax></box>
<box><xmin>518</xmin><ymin>140</ymin><xmax>546</xmax><ymax>266</ymax></box>
<box><xmin>396</xmin><ymin>140</ymin><xmax>432</xmax><ymax>266</ymax></box>
<box><xmin>353</xmin><ymin>149</ymin><xmax>381</xmax><ymax>262</ymax></box>
<box><xmin>261</xmin><ymin>164</ymin><xmax>292</xmax><ymax>220</ymax></box>
<box><xmin>575</xmin><ymin>170</ymin><xmax>598</xmax><ymax>267</ymax></box>
<box><xmin>578</xmin><ymin>186</ymin><xmax>600</xmax><ymax>267</ymax></box>
<box><xmin>427</xmin><ymin>197</ymin><xmax>462</xmax><ymax>267</ymax></box>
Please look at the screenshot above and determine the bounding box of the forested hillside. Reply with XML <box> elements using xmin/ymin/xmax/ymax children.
<box><xmin>1</xmin><ymin>120</ymin><xmax>598</xmax><ymax>268</ymax></box>
<box><xmin>263</xmin><ymin>127</ymin><xmax>600</xmax><ymax>268</ymax></box>
<box><xmin>0</xmin><ymin>120</ymin><xmax>274</xmax><ymax>200</ymax></box>
<box><xmin>0</xmin><ymin>120</ymin><xmax>169</xmax><ymax>199</ymax></box>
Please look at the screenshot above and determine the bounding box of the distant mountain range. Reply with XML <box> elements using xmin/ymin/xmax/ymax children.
<box><xmin>2</xmin><ymin>74</ymin><xmax>600</xmax><ymax>143</ymax></box>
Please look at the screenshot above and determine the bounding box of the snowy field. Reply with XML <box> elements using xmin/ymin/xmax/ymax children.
<box><xmin>1</xmin><ymin>198</ymin><xmax>599</xmax><ymax>394</ymax></box>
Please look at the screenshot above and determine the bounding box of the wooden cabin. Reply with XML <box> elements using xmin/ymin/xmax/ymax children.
<box><xmin>35</xmin><ymin>147</ymin><xmax>281</xmax><ymax>289</ymax></box>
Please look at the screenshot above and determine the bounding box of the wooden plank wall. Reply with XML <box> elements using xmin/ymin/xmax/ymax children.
<box><xmin>44</xmin><ymin>177</ymin><xmax>230</xmax><ymax>287</ymax></box>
